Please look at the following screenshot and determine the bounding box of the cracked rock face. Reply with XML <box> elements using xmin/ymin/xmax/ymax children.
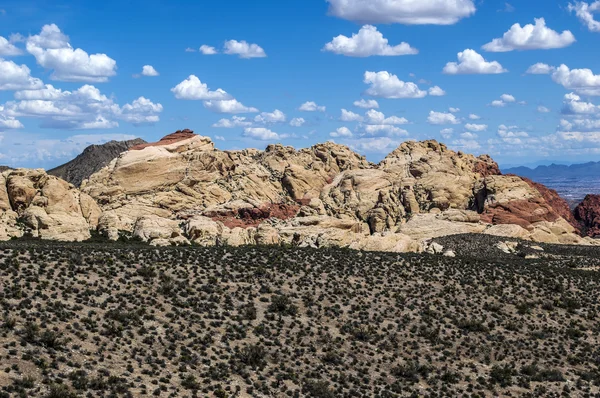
<box><xmin>76</xmin><ymin>131</ymin><xmax>592</xmax><ymax>249</ymax></box>
<box><xmin>0</xmin><ymin>169</ymin><xmax>100</xmax><ymax>241</ymax></box>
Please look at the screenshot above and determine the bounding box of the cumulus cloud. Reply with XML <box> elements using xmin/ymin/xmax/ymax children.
<box><xmin>569</xmin><ymin>1</ymin><xmax>600</xmax><ymax>32</ymax></box>
<box><xmin>559</xmin><ymin>118</ymin><xmax>600</xmax><ymax>131</ymax></box>
<box><xmin>204</xmin><ymin>99</ymin><xmax>258</xmax><ymax>114</ymax></box>
<box><xmin>489</xmin><ymin>93</ymin><xmax>521</xmax><ymax>107</ymax></box>
<box><xmin>349</xmin><ymin>137</ymin><xmax>403</xmax><ymax>154</ymax></box>
<box><xmin>141</xmin><ymin>65</ymin><xmax>159</xmax><ymax>77</ymax></box>
<box><xmin>243</xmin><ymin>127</ymin><xmax>279</xmax><ymax>140</ymax></box>
<box><xmin>364</xmin><ymin>109</ymin><xmax>408</xmax><ymax>125</ymax></box>
<box><xmin>363</xmin><ymin>71</ymin><xmax>428</xmax><ymax>98</ymax></box>
<box><xmin>1</xmin><ymin>84</ymin><xmax>162</xmax><ymax>129</ymax></box>
<box><xmin>254</xmin><ymin>109</ymin><xmax>286</xmax><ymax>124</ymax></box>
<box><xmin>449</xmin><ymin>107</ymin><xmax>460</xmax><ymax>113</ymax></box>
<box><xmin>428</xmin><ymin>86</ymin><xmax>446</xmax><ymax>96</ymax></box>
<box><xmin>361</xmin><ymin>124</ymin><xmax>408</xmax><ymax>136</ymax></box>
<box><xmin>550</xmin><ymin>64</ymin><xmax>600</xmax><ymax>96</ymax></box>
<box><xmin>340</xmin><ymin>109</ymin><xmax>364</xmax><ymax>122</ymax></box>
<box><xmin>469</xmin><ymin>114</ymin><xmax>481</xmax><ymax>120</ymax></box>
<box><xmin>440</xmin><ymin>128</ymin><xmax>454</xmax><ymax>139</ymax></box>
<box><xmin>171</xmin><ymin>75</ymin><xmax>231</xmax><ymax>100</ymax></box>
<box><xmin>526</xmin><ymin>63</ymin><xmax>555</xmax><ymax>74</ymax></box>
<box><xmin>200</xmin><ymin>45</ymin><xmax>218</xmax><ymax>55</ymax></box>
<box><xmin>0</xmin><ymin>36</ymin><xmax>22</xmax><ymax>56</ymax></box>
<box><xmin>443</xmin><ymin>49</ymin><xmax>507</xmax><ymax>74</ymax></box>
<box><xmin>482</xmin><ymin>18</ymin><xmax>575</xmax><ymax>52</ymax></box>
<box><xmin>224</xmin><ymin>40</ymin><xmax>266</xmax><ymax>59</ymax></box>
<box><xmin>299</xmin><ymin>101</ymin><xmax>326</xmax><ymax>112</ymax></box>
<box><xmin>26</xmin><ymin>24</ymin><xmax>117</xmax><ymax>83</ymax></box>
<box><xmin>290</xmin><ymin>117</ymin><xmax>306</xmax><ymax>127</ymax></box>
<box><xmin>537</xmin><ymin>105</ymin><xmax>551</xmax><ymax>113</ymax></box>
<box><xmin>353</xmin><ymin>99</ymin><xmax>379</xmax><ymax>109</ymax></box>
<box><xmin>561</xmin><ymin>92</ymin><xmax>600</xmax><ymax>114</ymax></box>
<box><xmin>0</xmin><ymin>58</ymin><xmax>44</xmax><ymax>90</ymax></box>
<box><xmin>0</xmin><ymin>111</ymin><xmax>23</xmax><ymax>129</ymax></box>
<box><xmin>451</xmin><ymin>138</ymin><xmax>481</xmax><ymax>150</ymax></box>
<box><xmin>325</xmin><ymin>0</ymin><xmax>476</xmax><ymax>25</ymax></box>
<box><xmin>212</xmin><ymin>116</ymin><xmax>253</xmax><ymax>128</ymax></box>
<box><xmin>465</xmin><ymin>123</ymin><xmax>488</xmax><ymax>131</ymax></box>
<box><xmin>427</xmin><ymin>111</ymin><xmax>460</xmax><ymax>125</ymax></box>
<box><xmin>330</xmin><ymin>127</ymin><xmax>354</xmax><ymax>138</ymax></box>
<box><xmin>323</xmin><ymin>25</ymin><xmax>417</xmax><ymax>57</ymax></box>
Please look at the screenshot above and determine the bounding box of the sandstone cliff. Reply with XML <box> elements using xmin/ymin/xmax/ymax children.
<box><xmin>77</xmin><ymin>130</ymin><xmax>592</xmax><ymax>250</ymax></box>
<box><xmin>0</xmin><ymin>168</ymin><xmax>100</xmax><ymax>241</ymax></box>
<box><xmin>574</xmin><ymin>195</ymin><xmax>600</xmax><ymax>238</ymax></box>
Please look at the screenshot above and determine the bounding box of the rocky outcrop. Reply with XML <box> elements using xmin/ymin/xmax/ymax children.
<box><xmin>48</xmin><ymin>138</ymin><xmax>146</xmax><ymax>187</ymax></box>
<box><xmin>79</xmin><ymin>131</ymin><xmax>592</xmax><ymax>249</ymax></box>
<box><xmin>130</xmin><ymin>129</ymin><xmax>195</xmax><ymax>151</ymax></box>
<box><xmin>574</xmin><ymin>195</ymin><xmax>600</xmax><ymax>238</ymax></box>
<box><xmin>0</xmin><ymin>169</ymin><xmax>101</xmax><ymax>241</ymax></box>
<box><xmin>519</xmin><ymin>176</ymin><xmax>579</xmax><ymax>231</ymax></box>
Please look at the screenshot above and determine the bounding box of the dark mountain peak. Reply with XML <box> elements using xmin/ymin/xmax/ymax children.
<box><xmin>48</xmin><ymin>138</ymin><xmax>147</xmax><ymax>187</ymax></box>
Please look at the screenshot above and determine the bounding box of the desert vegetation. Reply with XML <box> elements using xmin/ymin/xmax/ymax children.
<box><xmin>1</xmin><ymin>235</ymin><xmax>600</xmax><ymax>397</ymax></box>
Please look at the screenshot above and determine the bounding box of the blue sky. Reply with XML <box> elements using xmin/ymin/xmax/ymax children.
<box><xmin>1</xmin><ymin>0</ymin><xmax>600</xmax><ymax>169</ymax></box>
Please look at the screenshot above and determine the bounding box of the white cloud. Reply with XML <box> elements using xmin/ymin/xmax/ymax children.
<box><xmin>223</xmin><ymin>40</ymin><xmax>266</xmax><ymax>59</ymax></box>
<box><xmin>361</xmin><ymin>124</ymin><xmax>408</xmax><ymax>136</ymax></box>
<box><xmin>9</xmin><ymin>33</ymin><xmax>25</xmax><ymax>44</ymax></box>
<box><xmin>559</xmin><ymin>118</ymin><xmax>600</xmax><ymax>131</ymax></box>
<box><xmin>427</xmin><ymin>111</ymin><xmax>460</xmax><ymax>125</ymax></box>
<box><xmin>461</xmin><ymin>132</ymin><xmax>478</xmax><ymax>139</ymax></box>
<box><xmin>171</xmin><ymin>75</ymin><xmax>231</xmax><ymax>100</ymax></box>
<box><xmin>0</xmin><ymin>112</ymin><xmax>23</xmax><ymax>129</ymax></box>
<box><xmin>465</xmin><ymin>123</ymin><xmax>488</xmax><ymax>131</ymax></box>
<box><xmin>2</xmin><ymin>84</ymin><xmax>162</xmax><ymax>129</ymax></box>
<box><xmin>363</xmin><ymin>71</ymin><xmax>428</xmax><ymax>98</ymax></box>
<box><xmin>428</xmin><ymin>86</ymin><xmax>446</xmax><ymax>96</ymax></box>
<box><xmin>26</xmin><ymin>24</ymin><xmax>117</xmax><ymax>83</ymax></box>
<box><xmin>353</xmin><ymin>99</ymin><xmax>379</xmax><ymax>109</ymax></box>
<box><xmin>469</xmin><ymin>113</ymin><xmax>481</xmax><ymax>120</ymax></box>
<box><xmin>449</xmin><ymin>107</ymin><xmax>460</xmax><ymax>113</ymax></box>
<box><xmin>214</xmin><ymin>135</ymin><xmax>225</xmax><ymax>141</ymax></box>
<box><xmin>212</xmin><ymin>116</ymin><xmax>253</xmax><ymax>128</ymax></box>
<box><xmin>323</xmin><ymin>25</ymin><xmax>417</xmax><ymax>57</ymax></box>
<box><xmin>185</xmin><ymin>47</ymin><xmax>196</xmax><ymax>53</ymax></box>
<box><xmin>254</xmin><ymin>109</ymin><xmax>286</xmax><ymax>124</ymax></box>
<box><xmin>482</xmin><ymin>18</ymin><xmax>575</xmax><ymax>52</ymax></box>
<box><xmin>569</xmin><ymin>1</ymin><xmax>600</xmax><ymax>32</ymax></box>
<box><xmin>330</xmin><ymin>126</ymin><xmax>354</xmax><ymax>137</ymax></box>
<box><xmin>0</xmin><ymin>58</ymin><xmax>44</xmax><ymax>90</ymax></box>
<box><xmin>490</xmin><ymin>100</ymin><xmax>506</xmax><ymax>107</ymax></box>
<box><xmin>339</xmin><ymin>109</ymin><xmax>363</xmax><ymax>122</ymax></box>
<box><xmin>200</xmin><ymin>45</ymin><xmax>218</xmax><ymax>55</ymax></box>
<box><xmin>500</xmin><ymin>94</ymin><xmax>516</xmax><ymax>103</ymax></box>
<box><xmin>243</xmin><ymin>127</ymin><xmax>279</xmax><ymax>140</ymax></box>
<box><xmin>204</xmin><ymin>99</ymin><xmax>258</xmax><ymax>114</ymax></box>
<box><xmin>325</xmin><ymin>0</ymin><xmax>476</xmax><ymax>25</ymax></box>
<box><xmin>526</xmin><ymin>62</ymin><xmax>555</xmax><ymax>74</ymax></box>
<box><xmin>141</xmin><ymin>65</ymin><xmax>159</xmax><ymax>77</ymax></box>
<box><xmin>299</xmin><ymin>101</ymin><xmax>326</xmax><ymax>112</ymax></box>
<box><xmin>537</xmin><ymin>105</ymin><xmax>551</xmax><ymax>113</ymax></box>
<box><xmin>561</xmin><ymin>92</ymin><xmax>600</xmax><ymax>114</ymax></box>
<box><xmin>290</xmin><ymin>117</ymin><xmax>306</xmax><ymax>127</ymax></box>
<box><xmin>0</xmin><ymin>36</ymin><xmax>22</xmax><ymax>56</ymax></box>
<box><xmin>452</xmin><ymin>139</ymin><xmax>481</xmax><ymax>150</ymax></box>
<box><xmin>443</xmin><ymin>49</ymin><xmax>507</xmax><ymax>74</ymax></box>
<box><xmin>550</xmin><ymin>64</ymin><xmax>600</xmax><ymax>96</ymax></box>
<box><xmin>364</xmin><ymin>109</ymin><xmax>408</xmax><ymax>125</ymax></box>
<box><xmin>440</xmin><ymin>128</ymin><xmax>454</xmax><ymax>139</ymax></box>
<box><xmin>349</xmin><ymin>137</ymin><xmax>402</xmax><ymax>153</ymax></box>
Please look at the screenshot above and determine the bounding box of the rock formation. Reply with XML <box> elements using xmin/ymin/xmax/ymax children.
<box><xmin>574</xmin><ymin>195</ymin><xmax>600</xmax><ymax>237</ymax></box>
<box><xmin>48</xmin><ymin>138</ymin><xmax>147</xmax><ymax>187</ymax></box>
<box><xmin>78</xmin><ymin>130</ymin><xmax>592</xmax><ymax>249</ymax></box>
<box><xmin>0</xmin><ymin>168</ymin><xmax>100</xmax><ymax>241</ymax></box>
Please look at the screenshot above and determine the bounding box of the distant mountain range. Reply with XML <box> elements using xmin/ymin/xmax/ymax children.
<box><xmin>504</xmin><ymin>161</ymin><xmax>600</xmax><ymax>179</ymax></box>
<box><xmin>47</xmin><ymin>138</ymin><xmax>146</xmax><ymax>187</ymax></box>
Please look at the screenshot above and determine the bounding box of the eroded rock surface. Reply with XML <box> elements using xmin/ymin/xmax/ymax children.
<box><xmin>0</xmin><ymin>169</ymin><xmax>100</xmax><ymax>241</ymax></box>
<box><xmin>574</xmin><ymin>195</ymin><xmax>600</xmax><ymax>238</ymax></box>
<box><xmin>79</xmin><ymin>131</ymin><xmax>590</xmax><ymax>249</ymax></box>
